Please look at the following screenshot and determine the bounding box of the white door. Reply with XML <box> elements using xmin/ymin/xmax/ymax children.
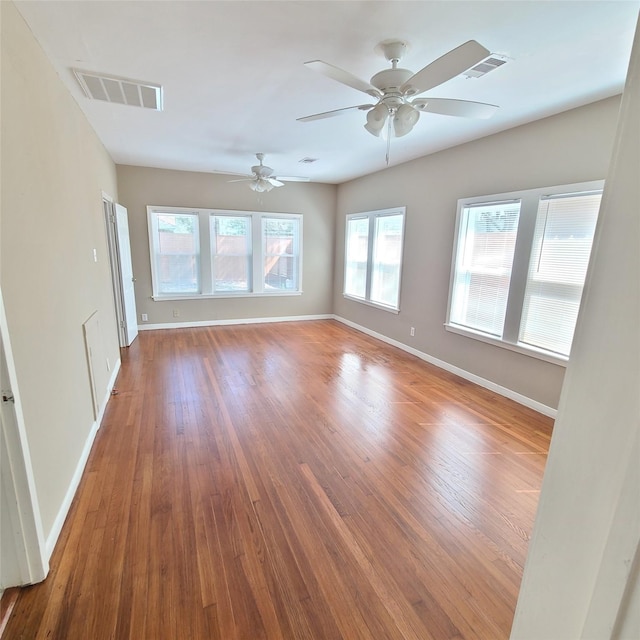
<box><xmin>114</xmin><ymin>204</ymin><xmax>138</xmax><ymax>347</ymax></box>
<box><xmin>0</xmin><ymin>291</ymin><xmax>48</xmax><ymax>588</ymax></box>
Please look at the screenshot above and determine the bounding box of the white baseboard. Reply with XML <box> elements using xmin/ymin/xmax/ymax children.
<box><xmin>333</xmin><ymin>315</ymin><xmax>557</xmax><ymax>418</ymax></box>
<box><xmin>138</xmin><ymin>314</ymin><xmax>334</xmax><ymax>331</ymax></box>
<box><xmin>45</xmin><ymin>358</ymin><xmax>121</xmax><ymax>558</ymax></box>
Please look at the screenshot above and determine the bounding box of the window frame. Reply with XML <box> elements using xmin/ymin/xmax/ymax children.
<box><xmin>445</xmin><ymin>180</ymin><xmax>604</xmax><ymax>365</ymax></box>
<box><xmin>343</xmin><ymin>206</ymin><xmax>406</xmax><ymax>313</ymax></box>
<box><xmin>147</xmin><ymin>206</ymin><xmax>303</xmax><ymax>300</ymax></box>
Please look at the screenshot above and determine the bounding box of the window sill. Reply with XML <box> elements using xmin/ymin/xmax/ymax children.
<box><xmin>343</xmin><ymin>294</ymin><xmax>400</xmax><ymax>314</ymax></box>
<box><xmin>152</xmin><ymin>291</ymin><xmax>303</xmax><ymax>301</ymax></box>
<box><xmin>444</xmin><ymin>323</ymin><xmax>569</xmax><ymax>367</ymax></box>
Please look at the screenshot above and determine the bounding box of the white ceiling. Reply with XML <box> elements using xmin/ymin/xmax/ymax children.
<box><xmin>15</xmin><ymin>1</ymin><xmax>639</xmax><ymax>184</ymax></box>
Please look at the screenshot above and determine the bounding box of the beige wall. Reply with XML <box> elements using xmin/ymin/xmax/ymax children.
<box><xmin>116</xmin><ymin>165</ymin><xmax>336</xmax><ymax>325</ymax></box>
<box><xmin>334</xmin><ymin>97</ymin><xmax>621</xmax><ymax>410</ymax></box>
<box><xmin>1</xmin><ymin>2</ymin><xmax>120</xmax><ymax>541</ymax></box>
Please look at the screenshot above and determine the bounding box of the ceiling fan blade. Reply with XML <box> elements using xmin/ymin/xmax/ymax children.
<box><xmin>267</xmin><ymin>178</ymin><xmax>285</xmax><ymax>187</ymax></box>
<box><xmin>401</xmin><ymin>40</ymin><xmax>490</xmax><ymax>96</ymax></box>
<box><xmin>412</xmin><ymin>97</ymin><xmax>499</xmax><ymax>119</ymax></box>
<box><xmin>276</xmin><ymin>176</ymin><xmax>311</xmax><ymax>182</ymax></box>
<box><xmin>304</xmin><ymin>60</ymin><xmax>382</xmax><ymax>98</ymax></box>
<box><xmin>297</xmin><ymin>104</ymin><xmax>374</xmax><ymax>122</ymax></box>
<box><xmin>227</xmin><ymin>177</ymin><xmax>254</xmax><ymax>183</ymax></box>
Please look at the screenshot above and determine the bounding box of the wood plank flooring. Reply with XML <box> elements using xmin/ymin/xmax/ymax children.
<box><xmin>4</xmin><ymin>320</ymin><xmax>553</xmax><ymax>639</ymax></box>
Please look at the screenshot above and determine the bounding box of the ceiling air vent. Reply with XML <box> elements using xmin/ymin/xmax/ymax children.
<box><xmin>73</xmin><ymin>69</ymin><xmax>163</xmax><ymax>111</ymax></box>
<box><xmin>464</xmin><ymin>55</ymin><xmax>508</xmax><ymax>79</ymax></box>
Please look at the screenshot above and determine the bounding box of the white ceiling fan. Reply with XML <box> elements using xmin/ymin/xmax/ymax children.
<box><xmin>298</xmin><ymin>39</ymin><xmax>500</xmax><ymax>161</ymax></box>
<box><xmin>228</xmin><ymin>153</ymin><xmax>310</xmax><ymax>192</ymax></box>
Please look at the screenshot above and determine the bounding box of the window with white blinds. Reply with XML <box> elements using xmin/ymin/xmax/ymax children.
<box><xmin>446</xmin><ymin>181</ymin><xmax>603</xmax><ymax>364</ymax></box>
<box><xmin>519</xmin><ymin>192</ymin><xmax>601</xmax><ymax>356</ymax></box>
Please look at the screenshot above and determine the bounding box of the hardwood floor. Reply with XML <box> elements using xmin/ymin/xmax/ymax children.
<box><xmin>4</xmin><ymin>320</ymin><xmax>553</xmax><ymax>639</ymax></box>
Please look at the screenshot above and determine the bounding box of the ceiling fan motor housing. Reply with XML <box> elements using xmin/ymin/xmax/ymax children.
<box><xmin>370</xmin><ymin>68</ymin><xmax>413</xmax><ymax>93</ymax></box>
<box><xmin>252</xmin><ymin>164</ymin><xmax>273</xmax><ymax>177</ymax></box>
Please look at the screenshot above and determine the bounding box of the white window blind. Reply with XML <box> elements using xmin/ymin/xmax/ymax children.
<box><xmin>519</xmin><ymin>192</ymin><xmax>601</xmax><ymax>356</ymax></box>
<box><xmin>449</xmin><ymin>201</ymin><xmax>521</xmax><ymax>336</ymax></box>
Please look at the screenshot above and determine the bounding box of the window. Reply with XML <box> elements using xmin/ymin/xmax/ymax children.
<box><xmin>344</xmin><ymin>207</ymin><xmax>405</xmax><ymax>312</ymax></box>
<box><xmin>263</xmin><ymin>217</ymin><xmax>300</xmax><ymax>291</ymax></box>
<box><xmin>449</xmin><ymin>201</ymin><xmax>521</xmax><ymax>336</ymax></box>
<box><xmin>344</xmin><ymin>217</ymin><xmax>369</xmax><ymax>299</ymax></box>
<box><xmin>211</xmin><ymin>215</ymin><xmax>251</xmax><ymax>292</ymax></box>
<box><xmin>447</xmin><ymin>181</ymin><xmax>603</xmax><ymax>362</ymax></box>
<box><xmin>150</xmin><ymin>212</ymin><xmax>200</xmax><ymax>295</ymax></box>
<box><xmin>148</xmin><ymin>207</ymin><xmax>302</xmax><ymax>299</ymax></box>
<box><xmin>519</xmin><ymin>192</ymin><xmax>601</xmax><ymax>355</ymax></box>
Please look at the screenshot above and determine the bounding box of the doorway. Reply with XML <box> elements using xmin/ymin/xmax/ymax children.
<box><xmin>102</xmin><ymin>195</ymin><xmax>139</xmax><ymax>347</ymax></box>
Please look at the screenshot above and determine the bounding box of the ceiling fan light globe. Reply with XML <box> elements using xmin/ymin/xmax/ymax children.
<box><xmin>393</xmin><ymin>104</ymin><xmax>420</xmax><ymax>137</ymax></box>
<box><xmin>364</xmin><ymin>104</ymin><xmax>388</xmax><ymax>136</ymax></box>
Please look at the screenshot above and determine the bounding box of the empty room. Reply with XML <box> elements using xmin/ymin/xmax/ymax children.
<box><xmin>1</xmin><ymin>2</ymin><xmax>638</xmax><ymax>639</ymax></box>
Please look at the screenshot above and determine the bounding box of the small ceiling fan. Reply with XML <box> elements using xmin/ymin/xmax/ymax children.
<box><xmin>298</xmin><ymin>39</ymin><xmax>500</xmax><ymax>159</ymax></box>
<box><xmin>228</xmin><ymin>153</ymin><xmax>310</xmax><ymax>192</ymax></box>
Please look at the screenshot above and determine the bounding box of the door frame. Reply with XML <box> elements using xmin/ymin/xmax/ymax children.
<box><xmin>114</xmin><ymin>203</ymin><xmax>139</xmax><ymax>347</ymax></box>
<box><xmin>0</xmin><ymin>288</ymin><xmax>48</xmax><ymax>587</ymax></box>
<box><xmin>102</xmin><ymin>193</ymin><xmax>129</xmax><ymax>348</ymax></box>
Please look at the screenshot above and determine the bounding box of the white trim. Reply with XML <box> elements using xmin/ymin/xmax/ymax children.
<box><xmin>444</xmin><ymin>323</ymin><xmax>569</xmax><ymax>367</ymax></box>
<box><xmin>151</xmin><ymin>291</ymin><xmax>303</xmax><ymax>301</ymax></box>
<box><xmin>138</xmin><ymin>314</ymin><xmax>333</xmax><ymax>331</ymax></box>
<box><xmin>45</xmin><ymin>358</ymin><xmax>120</xmax><ymax>558</ymax></box>
<box><xmin>333</xmin><ymin>315</ymin><xmax>557</xmax><ymax>418</ymax></box>
<box><xmin>342</xmin><ymin>294</ymin><xmax>400</xmax><ymax>314</ymax></box>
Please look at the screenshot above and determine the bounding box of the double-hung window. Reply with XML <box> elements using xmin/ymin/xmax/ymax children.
<box><xmin>344</xmin><ymin>207</ymin><xmax>406</xmax><ymax>312</ymax></box>
<box><xmin>211</xmin><ymin>215</ymin><xmax>252</xmax><ymax>292</ymax></box>
<box><xmin>449</xmin><ymin>200</ymin><xmax>521</xmax><ymax>336</ymax></box>
<box><xmin>263</xmin><ymin>217</ymin><xmax>300</xmax><ymax>291</ymax></box>
<box><xmin>518</xmin><ymin>192</ymin><xmax>601</xmax><ymax>354</ymax></box>
<box><xmin>149</xmin><ymin>211</ymin><xmax>200</xmax><ymax>295</ymax></box>
<box><xmin>447</xmin><ymin>181</ymin><xmax>603</xmax><ymax>362</ymax></box>
<box><xmin>148</xmin><ymin>207</ymin><xmax>302</xmax><ymax>299</ymax></box>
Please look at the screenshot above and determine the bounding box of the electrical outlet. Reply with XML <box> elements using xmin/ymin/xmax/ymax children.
<box><xmin>141</xmin><ymin>313</ymin><xmax>148</xmax><ymax>322</ymax></box>
<box><xmin>410</xmin><ymin>327</ymin><xmax>415</xmax><ymax>337</ymax></box>
<box><xmin>173</xmin><ymin>309</ymin><xmax>180</xmax><ymax>318</ymax></box>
